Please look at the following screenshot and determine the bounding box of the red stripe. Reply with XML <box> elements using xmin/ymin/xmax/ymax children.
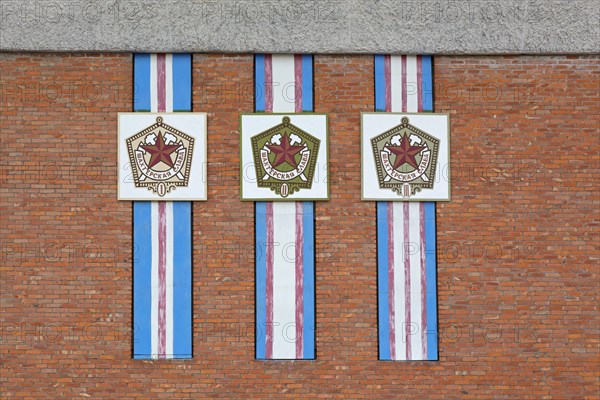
<box><xmin>295</xmin><ymin>202</ymin><xmax>304</xmax><ymax>358</ymax></box>
<box><xmin>387</xmin><ymin>203</ymin><xmax>395</xmax><ymax>359</ymax></box>
<box><xmin>384</xmin><ymin>55</ymin><xmax>392</xmax><ymax>112</ymax></box>
<box><xmin>417</xmin><ymin>55</ymin><xmax>423</xmax><ymax>112</ymax></box>
<box><xmin>156</xmin><ymin>53</ymin><xmax>166</xmax><ymax>113</ymax></box>
<box><xmin>401</xmin><ymin>55</ymin><xmax>407</xmax><ymax>112</ymax></box>
<box><xmin>265</xmin><ymin>202</ymin><xmax>274</xmax><ymax>358</ymax></box>
<box><xmin>420</xmin><ymin>203</ymin><xmax>428</xmax><ymax>357</ymax></box>
<box><xmin>403</xmin><ymin>202</ymin><xmax>411</xmax><ymax>359</ymax></box>
<box><xmin>294</xmin><ymin>55</ymin><xmax>303</xmax><ymax>112</ymax></box>
<box><xmin>157</xmin><ymin>201</ymin><xmax>167</xmax><ymax>358</ymax></box>
<box><xmin>265</xmin><ymin>55</ymin><xmax>273</xmax><ymax>113</ymax></box>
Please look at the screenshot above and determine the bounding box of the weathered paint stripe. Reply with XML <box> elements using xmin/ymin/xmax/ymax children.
<box><xmin>377</xmin><ymin>202</ymin><xmax>390</xmax><ymax>360</ymax></box>
<box><xmin>302</xmin><ymin>202</ymin><xmax>315</xmax><ymax>359</ymax></box>
<box><xmin>254</xmin><ymin>54</ymin><xmax>315</xmax><ymax>359</ymax></box>
<box><xmin>376</xmin><ymin>55</ymin><xmax>438</xmax><ymax>361</ymax></box>
<box><xmin>255</xmin><ymin>202</ymin><xmax>267</xmax><ymax>359</ymax></box>
<box><xmin>133</xmin><ymin>53</ymin><xmax>193</xmax><ymax>359</ymax></box>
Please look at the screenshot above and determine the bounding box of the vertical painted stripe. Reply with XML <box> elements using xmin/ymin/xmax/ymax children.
<box><xmin>384</xmin><ymin>55</ymin><xmax>392</xmax><ymax>112</ymax></box>
<box><xmin>387</xmin><ymin>202</ymin><xmax>396</xmax><ymax>359</ymax></box>
<box><xmin>419</xmin><ymin>202</ymin><xmax>428</xmax><ymax>357</ymax></box>
<box><xmin>150</xmin><ymin>54</ymin><xmax>157</xmax><ymax>112</ymax></box>
<box><xmin>271</xmin><ymin>202</ymin><xmax>297</xmax><ymax>359</ymax></box>
<box><xmin>421</xmin><ymin>56</ymin><xmax>433</xmax><ymax>112</ymax></box>
<box><xmin>150</xmin><ymin>203</ymin><xmax>159</xmax><ymax>356</ymax></box>
<box><xmin>255</xmin><ymin>202</ymin><xmax>267</xmax><ymax>359</ymax></box>
<box><xmin>295</xmin><ymin>202</ymin><xmax>304</xmax><ymax>358</ymax></box>
<box><xmin>156</xmin><ymin>54</ymin><xmax>166</xmax><ymax>113</ymax></box>
<box><xmin>408</xmin><ymin>202</ymin><xmax>423</xmax><ymax>359</ymax></box>
<box><xmin>374</xmin><ymin>55</ymin><xmax>386</xmax><ymax>112</ymax></box>
<box><xmin>294</xmin><ymin>55</ymin><xmax>303</xmax><ymax>113</ymax></box>
<box><xmin>401</xmin><ymin>55</ymin><xmax>407</xmax><ymax>113</ymax></box>
<box><xmin>272</xmin><ymin>55</ymin><xmax>295</xmax><ymax>113</ymax></box>
<box><xmin>390</xmin><ymin>56</ymin><xmax>402</xmax><ymax>112</ymax></box>
<box><xmin>417</xmin><ymin>56</ymin><xmax>423</xmax><ymax>113</ymax></box>
<box><xmin>133</xmin><ymin>202</ymin><xmax>152</xmax><ymax>358</ymax></box>
<box><xmin>406</xmin><ymin>56</ymin><xmax>419</xmax><ymax>112</ymax></box>
<box><xmin>302</xmin><ymin>202</ymin><xmax>315</xmax><ymax>359</ymax></box>
<box><xmin>425</xmin><ymin>202</ymin><xmax>438</xmax><ymax>360</ymax></box>
<box><xmin>165</xmin><ymin>201</ymin><xmax>174</xmax><ymax>357</ymax></box>
<box><xmin>157</xmin><ymin>201</ymin><xmax>167</xmax><ymax>358</ymax></box>
<box><xmin>301</xmin><ymin>55</ymin><xmax>313</xmax><ymax>112</ymax></box>
<box><xmin>255</xmin><ymin>54</ymin><xmax>266</xmax><ymax>112</ymax></box>
<box><xmin>392</xmin><ymin>202</ymin><xmax>406</xmax><ymax>361</ymax></box>
<box><xmin>165</xmin><ymin>54</ymin><xmax>173</xmax><ymax>112</ymax></box>
<box><xmin>265</xmin><ymin>202</ymin><xmax>274</xmax><ymax>358</ymax></box>
<box><xmin>133</xmin><ymin>54</ymin><xmax>151</xmax><ymax>112</ymax></box>
<box><xmin>264</xmin><ymin>55</ymin><xmax>273</xmax><ymax>113</ymax></box>
<box><xmin>173</xmin><ymin>201</ymin><xmax>192</xmax><ymax>358</ymax></box>
<box><xmin>377</xmin><ymin>202</ymin><xmax>390</xmax><ymax>360</ymax></box>
<box><xmin>172</xmin><ymin>54</ymin><xmax>192</xmax><ymax>111</ymax></box>
<box><xmin>403</xmin><ymin>202</ymin><xmax>411</xmax><ymax>359</ymax></box>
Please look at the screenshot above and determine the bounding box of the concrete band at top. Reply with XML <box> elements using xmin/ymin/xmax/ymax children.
<box><xmin>1</xmin><ymin>0</ymin><xmax>598</xmax><ymax>54</ymax></box>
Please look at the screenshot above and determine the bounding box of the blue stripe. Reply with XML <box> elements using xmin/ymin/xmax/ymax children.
<box><xmin>255</xmin><ymin>54</ymin><xmax>266</xmax><ymax>112</ymax></box>
<box><xmin>301</xmin><ymin>55</ymin><xmax>313</xmax><ymax>112</ymax></box>
<box><xmin>424</xmin><ymin>202</ymin><xmax>438</xmax><ymax>360</ymax></box>
<box><xmin>133</xmin><ymin>53</ymin><xmax>151</xmax><ymax>359</ymax></box>
<box><xmin>302</xmin><ymin>202</ymin><xmax>315</xmax><ymax>358</ymax></box>
<box><xmin>377</xmin><ymin>202</ymin><xmax>390</xmax><ymax>360</ymax></box>
<box><xmin>374</xmin><ymin>55</ymin><xmax>386</xmax><ymax>111</ymax></box>
<box><xmin>133</xmin><ymin>202</ymin><xmax>152</xmax><ymax>359</ymax></box>
<box><xmin>172</xmin><ymin>202</ymin><xmax>192</xmax><ymax>358</ymax></box>
<box><xmin>133</xmin><ymin>54</ymin><xmax>151</xmax><ymax>112</ymax></box>
<box><xmin>255</xmin><ymin>202</ymin><xmax>267</xmax><ymax>359</ymax></box>
<box><xmin>172</xmin><ymin>54</ymin><xmax>192</xmax><ymax>112</ymax></box>
<box><xmin>421</xmin><ymin>55</ymin><xmax>433</xmax><ymax>112</ymax></box>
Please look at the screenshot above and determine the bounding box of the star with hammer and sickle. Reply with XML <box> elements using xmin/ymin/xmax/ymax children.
<box><xmin>386</xmin><ymin>133</ymin><xmax>426</xmax><ymax>169</ymax></box>
<box><xmin>265</xmin><ymin>134</ymin><xmax>305</xmax><ymax>169</ymax></box>
<box><xmin>140</xmin><ymin>132</ymin><xmax>180</xmax><ymax>169</ymax></box>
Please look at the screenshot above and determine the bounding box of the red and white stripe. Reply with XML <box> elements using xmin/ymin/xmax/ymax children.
<box><xmin>386</xmin><ymin>55</ymin><xmax>428</xmax><ymax>360</ymax></box>
<box><xmin>150</xmin><ymin>53</ymin><xmax>174</xmax><ymax>359</ymax></box>
<box><xmin>263</xmin><ymin>54</ymin><xmax>305</xmax><ymax>113</ymax></box>
<box><xmin>264</xmin><ymin>202</ymin><xmax>306</xmax><ymax>359</ymax></box>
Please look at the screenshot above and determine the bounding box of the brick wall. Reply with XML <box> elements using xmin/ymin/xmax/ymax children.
<box><xmin>1</xmin><ymin>53</ymin><xmax>598</xmax><ymax>399</ymax></box>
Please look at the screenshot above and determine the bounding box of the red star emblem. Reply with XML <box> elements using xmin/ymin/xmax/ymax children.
<box><xmin>386</xmin><ymin>134</ymin><xmax>426</xmax><ymax>169</ymax></box>
<box><xmin>265</xmin><ymin>134</ymin><xmax>305</xmax><ymax>169</ymax></box>
<box><xmin>140</xmin><ymin>132</ymin><xmax>180</xmax><ymax>169</ymax></box>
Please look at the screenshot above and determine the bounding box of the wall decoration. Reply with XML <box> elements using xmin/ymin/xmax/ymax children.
<box><xmin>253</xmin><ymin>54</ymin><xmax>317</xmax><ymax>360</ymax></box>
<box><xmin>372</xmin><ymin>55</ymin><xmax>439</xmax><ymax>361</ymax></box>
<box><xmin>119</xmin><ymin>113</ymin><xmax>207</xmax><ymax>200</ymax></box>
<box><xmin>240</xmin><ymin>113</ymin><xmax>328</xmax><ymax>201</ymax></box>
<box><xmin>130</xmin><ymin>53</ymin><xmax>194</xmax><ymax>359</ymax></box>
<box><xmin>362</xmin><ymin>112</ymin><xmax>450</xmax><ymax>201</ymax></box>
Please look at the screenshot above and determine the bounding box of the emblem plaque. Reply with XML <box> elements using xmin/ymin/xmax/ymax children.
<box><xmin>118</xmin><ymin>113</ymin><xmax>207</xmax><ymax>201</ymax></box>
<box><xmin>240</xmin><ymin>113</ymin><xmax>329</xmax><ymax>201</ymax></box>
<box><xmin>362</xmin><ymin>113</ymin><xmax>450</xmax><ymax>201</ymax></box>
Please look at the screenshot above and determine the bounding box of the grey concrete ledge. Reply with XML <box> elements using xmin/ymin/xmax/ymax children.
<box><xmin>1</xmin><ymin>0</ymin><xmax>599</xmax><ymax>54</ymax></box>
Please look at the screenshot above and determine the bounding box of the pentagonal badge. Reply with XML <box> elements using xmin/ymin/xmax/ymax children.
<box><xmin>362</xmin><ymin>113</ymin><xmax>450</xmax><ymax>201</ymax></box>
<box><xmin>240</xmin><ymin>113</ymin><xmax>329</xmax><ymax>201</ymax></box>
<box><xmin>118</xmin><ymin>113</ymin><xmax>207</xmax><ymax>200</ymax></box>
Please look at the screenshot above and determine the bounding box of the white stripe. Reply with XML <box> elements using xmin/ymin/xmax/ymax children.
<box><xmin>165</xmin><ymin>54</ymin><xmax>174</xmax><ymax>112</ymax></box>
<box><xmin>392</xmin><ymin>202</ymin><xmax>406</xmax><ymax>360</ymax></box>
<box><xmin>165</xmin><ymin>202</ymin><xmax>174</xmax><ymax>357</ymax></box>
<box><xmin>406</xmin><ymin>56</ymin><xmax>419</xmax><ymax>113</ymax></box>
<box><xmin>409</xmin><ymin>202</ymin><xmax>423</xmax><ymax>359</ymax></box>
<box><xmin>271</xmin><ymin>202</ymin><xmax>297</xmax><ymax>358</ymax></box>
<box><xmin>150</xmin><ymin>202</ymin><xmax>159</xmax><ymax>358</ymax></box>
<box><xmin>150</xmin><ymin>54</ymin><xmax>157</xmax><ymax>113</ymax></box>
<box><xmin>390</xmin><ymin>56</ymin><xmax>403</xmax><ymax>112</ymax></box>
<box><xmin>271</xmin><ymin>54</ymin><xmax>296</xmax><ymax>113</ymax></box>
